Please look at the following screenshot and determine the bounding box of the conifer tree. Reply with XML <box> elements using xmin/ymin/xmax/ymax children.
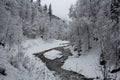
<box><xmin>49</xmin><ymin>4</ymin><xmax>52</xmax><ymax>21</ymax></box>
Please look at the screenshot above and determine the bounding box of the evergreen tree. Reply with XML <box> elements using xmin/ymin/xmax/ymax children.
<box><xmin>49</xmin><ymin>4</ymin><xmax>52</xmax><ymax>21</ymax></box>
<box><xmin>30</xmin><ymin>0</ymin><xmax>33</xmax><ymax>3</ymax></box>
<box><xmin>43</xmin><ymin>4</ymin><xmax>47</xmax><ymax>12</ymax></box>
<box><xmin>110</xmin><ymin>0</ymin><xmax>120</xmax><ymax>73</ymax></box>
<box><xmin>37</xmin><ymin>0</ymin><xmax>41</xmax><ymax>6</ymax></box>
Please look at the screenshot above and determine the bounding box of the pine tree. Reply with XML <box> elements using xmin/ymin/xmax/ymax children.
<box><xmin>48</xmin><ymin>4</ymin><xmax>52</xmax><ymax>21</ymax></box>
<box><xmin>111</xmin><ymin>0</ymin><xmax>120</xmax><ymax>23</ymax></box>
<box><xmin>37</xmin><ymin>0</ymin><xmax>41</xmax><ymax>6</ymax></box>
<box><xmin>43</xmin><ymin>4</ymin><xmax>47</xmax><ymax>12</ymax></box>
<box><xmin>110</xmin><ymin>0</ymin><xmax>120</xmax><ymax>74</ymax></box>
<box><xmin>30</xmin><ymin>0</ymin><xmax>33</xmax><ymax>3</ymax></box>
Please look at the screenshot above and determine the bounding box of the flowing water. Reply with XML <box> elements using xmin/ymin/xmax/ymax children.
<box><xmin>34</xmin><ymin>46</ymin><xmax>93</xmax><ymax>80</ymax></box>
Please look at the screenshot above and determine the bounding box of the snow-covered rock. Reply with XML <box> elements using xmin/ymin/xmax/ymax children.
<box><xmin>44</xmin><ymin>50</ymin><xmax>63</xmax><ymax>60</ymax></box>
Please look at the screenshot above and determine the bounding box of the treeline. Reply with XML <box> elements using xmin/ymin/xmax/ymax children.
<box><xmin>0</xmin><ymin>0</ymin><xmax>68</xmax><ymax>48</ymax></box>
<box><xmin>68</xmin><ymin>0</ymin><xmax>120</xmax><ymax>79</ymax></box>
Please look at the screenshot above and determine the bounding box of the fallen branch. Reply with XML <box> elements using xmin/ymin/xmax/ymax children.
<box><xmin>111</xmin><ymin>67</ymin><xmax>120</xmax><ymax>73</ymax></box>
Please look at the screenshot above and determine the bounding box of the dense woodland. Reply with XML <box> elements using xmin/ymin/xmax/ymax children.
<box><xmin>0</xmin><ymin>0</ymin><xmax>120</xmax><ymax>80</ymax></box>
<box><xmin>0</xmin><ymin>0</ymin><xmax>68</xmax><ymax>47</ymax></box>
<box><xmin>68</xmin><ymin>0</ymin><xmax>120</xmax><ymax>79</ymax></box>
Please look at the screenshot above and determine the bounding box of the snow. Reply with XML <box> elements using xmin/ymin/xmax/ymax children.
<box><xmin>1</xmin><ymin>38</ymin><xmax>120</xmax><ymax>80</ymax></box>
<box><xmin>62</xmin><ymin>48</ymin><xmax>102</xmax><ymax>78</ymax></box>
<box><xmin>0</xmin><ymin>38</ymin><xmax>69</xmax><ymax>80</ymax></box>
<box><xmin>62</xmin><ymin>46</ymin><xmax>120</xmax><ymax>80</ymax></box>
<box><xmin>22</xmin><ymin>38</ymin><xmax>69</xmax><ymax>58</ymax></box>
<box><xmin>44</xmin><ymin>50</ymin><xmax>63</xmax><ymax>60</ymax></box>
<box><xmin>20</xmin><ymin>38</ymin><xmax>69</xmax><ymax>80</ymax></box>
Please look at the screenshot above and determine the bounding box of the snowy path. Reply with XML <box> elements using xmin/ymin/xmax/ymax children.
<box><xmin>34</xmin><ymin>46</ymin><xmax>93</xmax><ymax>80</ymax></box>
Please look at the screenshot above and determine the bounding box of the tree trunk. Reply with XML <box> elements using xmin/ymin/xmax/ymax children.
<box><xmin>86</xmin><ymin>25</ymin><xmax>91</xmax><ymax>50</ymax></box>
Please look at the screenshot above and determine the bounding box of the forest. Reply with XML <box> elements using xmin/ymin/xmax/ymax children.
<box><xmin>0</xmin><ymin>0</ymin><xmax>120</xmax><ymax>80</ymax></box>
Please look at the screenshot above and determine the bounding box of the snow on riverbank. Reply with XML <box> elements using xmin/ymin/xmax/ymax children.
<box><xmin>0</xmin><ymin>38</ymin><xmax>69</xmax><ymax>80</ymax></box>
<box><xmin>22</xmin><ymin>38</ymin><xmax>69</xmax><ymax>58</ymax></box>
<box><xmin>62</xmin><ymin>47</ymin><xmax>120</xmax><ymax>80</ymax></box>
<box><xmin>44</xmin><ymin>50</ymin><xmax>63</xmax><ymax>60</ymax></box>
<box><xmin>20</xmin><ymin>38</ymin><xmax>69</xmax><ymax>80</ymax></box>
<box><xmin>62</xmin><ymin>48</ymin><xmax>102</xmax><ymax>79</ymax></box>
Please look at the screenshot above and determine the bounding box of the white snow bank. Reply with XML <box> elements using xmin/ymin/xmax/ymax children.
<box><xmin>44</xmin><ymin>50</ymin><xmax>62</xmax><ymax>60</ymax></box>
<box><xmin>62</xmin><ymin>48</ymin><xmax>102</xmax><ymax>78</ymax></box>
<box><xmin>22</xmin><ymin>38</ymin><xmax>69</xmax><ymax>58</ymax></box>
<box><xmin>20</xmin><ymin>38</ymin><xmax>69</xmax><ymax>80</ymax></box>
<box><xmin>0</xmin><ymin>38</ymin><xmax>69</xmax><ymax>80</ymax></box>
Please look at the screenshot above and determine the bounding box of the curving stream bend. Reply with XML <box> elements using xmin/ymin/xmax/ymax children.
<box><xmin>34</xmin><ymin>46</ymin><xmax>93</xmax><ymax>80</ymax></box>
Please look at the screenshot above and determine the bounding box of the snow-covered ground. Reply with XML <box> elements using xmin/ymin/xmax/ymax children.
<box><xmin>0</xmin><ymin>38</ymin><xmax>69</xmax><ymax>80</ymax></box>
<box><xmin>22</xmin><ymin>38</ymin><xmax>69</xmax><ymax>58</ymax></box>
<box><xmin>1</xmin><ymin>38</ymin><xmax>120</xmax><ymax>80</ymax></box>
<box><xmin>44</xmin><ymin>50</ymin><xmax>63</xmax><ymax>60</ymax></box>
<box><xmin>62</xmin><ymin>48</ymin><xmax>102</xmax><ymax>78</ymax></box>
<box><xmin>62</xmin><ymin>46</ymin><xmax>120</xmax><ymax>80</ymax></box>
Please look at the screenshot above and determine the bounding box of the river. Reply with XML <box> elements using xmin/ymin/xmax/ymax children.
<box><xmin>34</xmin><ymin>46</ymin><xmax>93</xmax><ymax>80</ymax></box>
